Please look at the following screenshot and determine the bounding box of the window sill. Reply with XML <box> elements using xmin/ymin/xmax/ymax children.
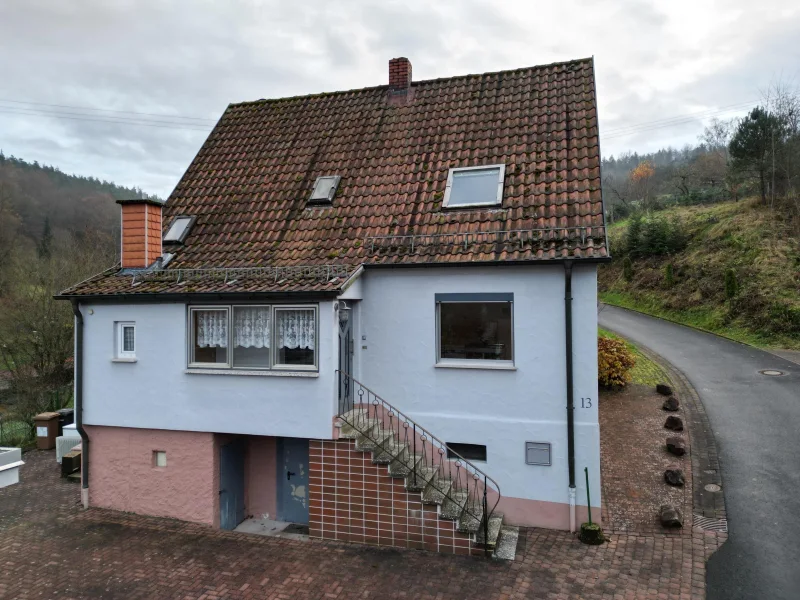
<box><xmin>111</xmin><ymin>357</ymin><xmax>138</xmax><ymax>363</ymax></box>
<box><xmin>434</xmin><ymin>361</ymin><xmax>516</xmax><ymax>371</ymax></box>
<box><xmin>184</xmin><ymin>368</ymin><xmax>319</xmax><ymax>378</ymax></box>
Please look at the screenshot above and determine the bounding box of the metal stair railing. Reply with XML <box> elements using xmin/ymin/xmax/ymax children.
<box><xmin>336</xmin><ymin>370</ymin><xmax>501</xmax><ymax>556</ymax></box>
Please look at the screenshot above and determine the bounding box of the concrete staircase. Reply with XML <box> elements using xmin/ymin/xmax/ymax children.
<box><xmin>337</xmin><ymin>407</ymin><xmax>519</xmax><ymax>560</ymax></box>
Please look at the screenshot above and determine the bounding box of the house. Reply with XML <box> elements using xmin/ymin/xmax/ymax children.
<box><xmin>58</xmin><ymin>57</ymin><xmax>608</xmax><ymax>557</ymax></box>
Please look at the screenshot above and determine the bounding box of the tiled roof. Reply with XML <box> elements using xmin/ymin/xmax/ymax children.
<box><xmin>62</xmin><ymin>57</ymin><xmax>606</xmax><ymax>297</ymax></box>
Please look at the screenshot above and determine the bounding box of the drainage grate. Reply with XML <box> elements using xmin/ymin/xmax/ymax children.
<box><xmin>759</xmin><ymin>369</ymin><xmax>785</xmax><ymax>376</ymax></box>
<box><xmin>693</xmin><ymin>514</ymin><xmax>728</xmax><ymax>532</ymax></box>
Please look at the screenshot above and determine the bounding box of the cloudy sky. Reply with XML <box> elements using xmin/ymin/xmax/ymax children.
<box><xmin>1</xmin><ymin>0</ymin><xmax>798</xmax><ymax>198</ymax></box>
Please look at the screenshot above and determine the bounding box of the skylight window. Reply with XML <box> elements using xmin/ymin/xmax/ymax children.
<box><xmin>163</xmin><ymin>216</ymin><xmax>193</xmax><ymax>243</ymax></box>
<box><xmin>309</xmin><ymin>175</ymin><xmax>341</xmax><ymax>204</ymax></box>
<box><xmin>442</xmin><ymin>164</ymin><xmax>506</xmax><ymax>209</ymax></box>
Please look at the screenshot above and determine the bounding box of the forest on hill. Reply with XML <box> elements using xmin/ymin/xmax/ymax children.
<box><xmin>599</xmin><ymin>84</ymin><xmax>800</xmax><ymax>348</ymax></box>
<box><xmin>0</xmin><ymin>153</ymin><xmax>158</xmax><ymax>445</ymax></box>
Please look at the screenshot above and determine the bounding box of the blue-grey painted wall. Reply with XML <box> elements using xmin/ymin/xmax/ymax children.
<box><xmin>357</xmin><ymin>265</ymin><xmax>601</xmax><ymax>508</ymax></box>
<box><xmin>81</xmin><ymin>301</ymin><xmax>338</xmax><ymax>439</ymax></box>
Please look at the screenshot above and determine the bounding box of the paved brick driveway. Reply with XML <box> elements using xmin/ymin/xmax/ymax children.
<box><xmin>0</xmin><ymin>451</ymin><xmax>724</xmax><ymax>599</ymax></box>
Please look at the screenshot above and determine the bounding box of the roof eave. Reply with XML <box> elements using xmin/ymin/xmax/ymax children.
<box><xmin>54</xmin><ymin>289</ymin><xmax>342</xmax><ymax>303</ymax></box>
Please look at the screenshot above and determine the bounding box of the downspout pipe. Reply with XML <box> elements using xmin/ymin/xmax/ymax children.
<box><xmin>564</xmin><ymin>261</ymin><xmax>577</xmax><ymax>532</ymax></box>
<box><xmin>70</xmin><ymin>299</ymin><xmax>89</xmax><ymax>509</ymax></box>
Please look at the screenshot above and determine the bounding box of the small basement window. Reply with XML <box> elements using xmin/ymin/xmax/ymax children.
<box><xmin>309</xmin><ymin>175</ymin><xmax>341</xmax><ymax>204</ymax></box>
<box><xmin>116</xmin><ymin>322</ymin><xmax>136</xmax><ymax>359</ymax></box>
<box><xmin>153</xmin><ymin>451</ymin><xmax>167</xmax><ymax>467</ymax></box>
<box><xmin>446</xmin><ymin>443</ymin><xmax>487</xmax><ymax>462</ymax></box>
<box><xmin>442</xmin><ymin>164</ymin><xmax>505</xmax><ymax>208</ymax></box>
<box><xmin>163</xmin><ymin>216</ymin><xmax>193</xmax><ymax>243</ymax></box>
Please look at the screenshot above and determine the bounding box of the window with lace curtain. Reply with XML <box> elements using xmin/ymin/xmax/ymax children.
<box><xmin>188</xmin><ymin>305</ymin><xmax>317</xmax><ymax>371</ymax></box>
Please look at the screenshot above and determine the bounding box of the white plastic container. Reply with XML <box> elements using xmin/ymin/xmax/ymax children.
<box><xmin>0</xmin><ymin>447</ymin><xmax>24</xmax><ymax>488</ymax></box>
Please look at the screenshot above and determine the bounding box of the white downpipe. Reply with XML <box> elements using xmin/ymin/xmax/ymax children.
<box><xmin>569</xmin><ymin>486</ymin><xmax>577</xmax><ymax>532</ymax></box>
<box><xmin>81</xmin><ymin>487</ymin><xmax>89</xmax><ymax>509</ymax></box>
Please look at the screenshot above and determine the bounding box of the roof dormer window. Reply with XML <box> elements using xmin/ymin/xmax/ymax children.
<box><xmin>308</xmin><ymin>175</ymin><xmax>341</xmax><ymax>205</ymax></box>
<box><xmin>163</xmin><ymin>216</ymin><xmax>194</xmax><ymax>244</ymax></box>
<box><xmin>442</xmin><ymin>164</ymin><xmax>505</xmax><ymax>209</ymax></box>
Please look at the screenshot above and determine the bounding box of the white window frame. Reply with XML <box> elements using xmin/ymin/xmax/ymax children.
<box><xmin>116</xmin><ymin>322</ymin><xmax>136</xmax><ymax>359</ymax></box>
<box><xmin>272</xmin><ymin>305</ymin><xmax>319</xmax><ymax>372</ymax></box>
<box><xmin>435</xmin><ymin>293</ymin><xmax>515</xmax><ymax>369</ymax></box>
<box><xmin>442</xmin><ymin>164</ymin><xmax>506</xmax><ymax>209</ymax></box>
<box><xmin>187</xmin><ymin>304</ymin><xmax>318</xmax><ymax>372</ymax></box>
<box><xmin>188</xmin><ymin>306</ymin><xmax>231</xmax><ymax>369</ymax></box>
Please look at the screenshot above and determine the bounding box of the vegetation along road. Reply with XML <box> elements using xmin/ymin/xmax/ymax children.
<box><xmin>599</xmin><ymin>304</ymin><xmax>800</xmax><ymax>600</ymax></box>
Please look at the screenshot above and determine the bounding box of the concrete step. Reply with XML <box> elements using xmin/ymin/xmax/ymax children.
<box><xmin>457</xmin><ymin>501</ymin><xmax>484</xmax><ymax>534</ymax></box>
<box><xmin>493</xmin><ymin>525</ymin><xmax>519</xmax><ymax>561</ymax></box>
<box><xmin>389</xmin><ymin>451</ymin><xmax>422</xmax><ymax>478</ymax></box>
<box><xmin>373</xmin><ymin>438</ymin><xmax>405</xmax><ymax>464</ymax></box>
<box><xmin>338</xmin><ymin>409</ymin><xmax>371</xmax><ymax>439</ymax></box>
<box><xmin>475</xmin><ymin>514</ymin><xmax>503</xmax><ymax>549</ymax></box>
<box><xmin>405</xmin><ymin>463</ymin><xmax>437</xmax><ymax>492</ymax></box>
<box><xmin>355</xmin><ymin>428</ymin><xmax>392</xmax><ymax>452</ymax></box>
<box><xmin>422</xmin><ymin>478</ymin><xmax>452</xmax><ymax>505</ymax></box>
<box><xmin>440</xmin><ymin>489</ymin><xmax>469</xmax><ymax>520</ymax></box>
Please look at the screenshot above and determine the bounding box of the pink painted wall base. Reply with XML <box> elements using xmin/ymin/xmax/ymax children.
<box><xmin>245</xmin><ymin>436</ymin><xmax>277</xmax><ymax>519</ymax></box>
<box><xmin>86</xmin><ymin>425</ymin><xmax>217</xmax><ymax>525</ymax></box>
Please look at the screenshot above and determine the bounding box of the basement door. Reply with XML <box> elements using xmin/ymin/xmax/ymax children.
<box><xmin>219</xmin><ymin>439</ymin><xmax>245</xmax><ymax>530</ymax></box>
<box><xmin>277</xmin><ymin>437</ymin><xmax>309</xmax><ymax>524</ymax></box>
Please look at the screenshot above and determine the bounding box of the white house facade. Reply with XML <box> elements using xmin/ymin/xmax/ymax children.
<box><xmin>60</xmin><ymin>56</ymin><xmax>609</xmax><ymax>557</ymax></box>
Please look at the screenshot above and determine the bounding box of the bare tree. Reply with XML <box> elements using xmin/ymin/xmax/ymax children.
<box><xmin>0</xmin><ymin>230</ymin><xmax>115</xmax><ymax>437</ymax></box>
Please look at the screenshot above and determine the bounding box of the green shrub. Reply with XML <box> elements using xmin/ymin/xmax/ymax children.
<box><xmin>724</xmin><ymin>268</ymin><xmax>738</xmax><ymax>300</ymax></box>
<box><xmin>767</xmin><ymin>303</ymin><xmax>800</xmax><ymax>335</ymax></box>
<box><xmin>623</xmin><ymin>257</ymin><xmax>633</xmax><ymax>281</ymax></box>
<box><xmin>626</xmin><ymin>216</ymin><xmax>643</xmax><ymax>255</ymax></box>
<box><xmin>624</xmin><ymin>214</ymin><xmax>686</xmax><ymax>257</ymax></box>
<box><xmin>664</xmin><ymin>263</ymin><xmax>674</xmax><ymax>287</ymax></box>
<box><xmin>598</xmin><ymin>336</ymin><xmax>636</xmax><ymax>387</ymax></box>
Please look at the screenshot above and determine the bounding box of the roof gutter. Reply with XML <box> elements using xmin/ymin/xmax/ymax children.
<box><xmin>564</xmin><ymin>261</ymin><xmax>577</xmax><ymax>533</ymax></box>
<box><xmin>363</xmin><ymin>256</ymin><xmax>611</xmax><ymax>271</ymax></box>
<box><xmin>70</xmin><ymin>299</ymin><xmax>89</xmax><ymax>508</ymax></box>
<box><xmin>54</xmin><ymin>290</ymin><xmax>341</xmax><ymax>304</ymax></box>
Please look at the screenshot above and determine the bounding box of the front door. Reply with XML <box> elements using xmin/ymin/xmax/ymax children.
<box><xmin>338</xmin><ymin>306</ymin><xmax>354</xmax><ymax>413</ymax></box>
<box><xmin>277</xmin><ymin>437</ymin><xmax>309</xmax><ymax>524</ymax></box>
<box><xmin>219</xmin><ymin>439</ymin><xmax>245</xmax><ymax>530</ymax></box>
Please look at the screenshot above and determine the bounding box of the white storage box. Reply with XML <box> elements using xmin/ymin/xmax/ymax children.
<box><xmin>56</xmin><ymin>436</ymin><xmax>82</xmax><ymax>464</ymax></box>
<box><xmin>62</xmin><ymin>423</ymin><xmax>81</xmax><ymax>438</ymax></box>
<box><xmin>0</xmin><ymin>447</ymin><xmax>24</xmax><ymax>488</ymax></box>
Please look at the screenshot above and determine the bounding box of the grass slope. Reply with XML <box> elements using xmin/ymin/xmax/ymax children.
<box><xmin>600</xmin><ymin>198</ymin><xmax>800</xmax><ymax>350</ymax></box>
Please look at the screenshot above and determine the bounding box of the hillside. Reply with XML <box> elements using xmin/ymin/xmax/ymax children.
<box><xmin>0</xmin><ymin>152</ymin><xmax>159</xmax><ymax>248</ymax></box>
<box><xmin>599</xmin><ymin>198</ymin><xmax>800</xmax><ymax>350</ymax></box>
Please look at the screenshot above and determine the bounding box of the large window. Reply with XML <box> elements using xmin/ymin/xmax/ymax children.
<box><xmin>436</xmin><ymin>293</ymin><xmax>513</xmax><ymax>366</ymax></box>
<box><xmin>442</xmin><ymin>164</ymin><xmax>505</xmax><ymax>209</ymax></box>
<box><xmin>189</xmin><ymin>305</ymin><xmax>317</xmax><ymax>371</ymax></box>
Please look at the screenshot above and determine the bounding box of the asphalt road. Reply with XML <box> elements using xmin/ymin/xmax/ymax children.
<box><xmin>598</xmin><ymin>305</ymin><xmax>800</xmax><ymax>600</ymax></box>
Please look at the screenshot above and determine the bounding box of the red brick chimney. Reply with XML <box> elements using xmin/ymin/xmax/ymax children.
<box><xmin>389</xmin><ymin>57</ymin><xmax>412</xmax><ymax>90</ymax></box>
<box><xmin>116</xmin><ymin>198</ymin><xmax>164</xmax><ymax>268</ymax></box>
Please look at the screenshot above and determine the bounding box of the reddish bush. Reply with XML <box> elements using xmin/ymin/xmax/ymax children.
<box><xmin>598</xmin><ymin>336</ymin><xmax>636</xmax><ymax>387</ymax></box>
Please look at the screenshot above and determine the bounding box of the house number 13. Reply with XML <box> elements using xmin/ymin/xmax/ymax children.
<box><xmin>581</xmin><ymin>397</ymin><xmax>593</xmax><ymax>408</ymax></box>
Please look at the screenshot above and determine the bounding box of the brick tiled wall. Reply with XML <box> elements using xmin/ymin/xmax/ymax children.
<box><xmin>309</xmin><ymin>439</ymin><xmax>478</xmax><ymax>555</ymax></box>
